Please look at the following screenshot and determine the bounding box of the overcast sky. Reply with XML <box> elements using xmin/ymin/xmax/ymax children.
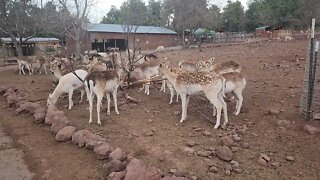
<box><xmin>90</xmin><ymin>0</ymin><xmax>249</xmax><ymax>23</ymax></box>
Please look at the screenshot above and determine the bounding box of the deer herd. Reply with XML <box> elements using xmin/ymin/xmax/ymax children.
<box><xmin>16</xmin><ymin>46</ymin><xmax>247</xmax><ymax>129</ymax></box>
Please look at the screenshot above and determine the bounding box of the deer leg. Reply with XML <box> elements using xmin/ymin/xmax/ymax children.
<box><xmin>68</xmin><ymin>89</ymin><xmax>74</xmax><ymax>109</ymax></box>
<box><xmin>96</xmin><ymin>93</ymin><xmax>103</xmax><ymax>125</ymax></box>
<box><xmin>112</xmin><ymin>90</ymin><xmax>119</xmax><ymax>115</ymax></box>
<box><xmin>180</xmin><ymin>93</ymin><xmax>187</xmax><ymax>123</ymax></box>
<box><xmin>106</xmin><ymin>93</ymin><xmax>111</xmax><ymax>115</ymax></box>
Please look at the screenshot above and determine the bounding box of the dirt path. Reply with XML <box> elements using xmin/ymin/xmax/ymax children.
<box><xmin>0</xmin><ymin>100</ymin><xmax>106</xmax><ymax>180</ymax></box>
<box><xmin>0</xmin><ymin>123</ymin><xmax>34</xmax><ymax>180</ymax></box>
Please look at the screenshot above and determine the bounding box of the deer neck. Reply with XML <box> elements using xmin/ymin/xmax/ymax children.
<box><xmin>160</xmin><ymin>67</ymin><xmax>177</xmax><ymax>86</ymax></box>
<box><xmin>53</xmin><ymin>68</ymin><xmax>63</xmax><ymax>80</ymax></box>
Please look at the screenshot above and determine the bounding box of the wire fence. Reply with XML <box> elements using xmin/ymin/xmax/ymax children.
<box><xmin>299</xmin><ymin>18</ymin><xmax>320</xmax><ymax>120</ymax></box>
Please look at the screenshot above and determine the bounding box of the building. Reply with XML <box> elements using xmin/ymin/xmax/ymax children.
<box><xmin>255</xmin><ymin>26</ymin><xmax>272</xmax><ymax>37</ymax></box>
<box><xmin>67</xmin><ymin>23</ymin><xmax>178</xmax><ymax>53</ymax></box>
<box><xmin>0</xmin><ymin>37</ymin><xmax>62</xmax><ymax>57</ymax></box>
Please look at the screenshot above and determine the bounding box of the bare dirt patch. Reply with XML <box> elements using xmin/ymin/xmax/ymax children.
<box><xmin>1</xmin><ymin>40</ymin><xmax>320</xmax><ymax>179</ymax></box>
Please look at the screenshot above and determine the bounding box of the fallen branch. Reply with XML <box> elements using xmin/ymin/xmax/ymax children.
<box><xmin>122</xmin><ymin>76</ymin><xmax>165</xmax><ymax>88</ymax></box>
<box><xmin>125</xmin><ymin>94</ymin><xmax>141</xmax><ymax>103</ymax></box>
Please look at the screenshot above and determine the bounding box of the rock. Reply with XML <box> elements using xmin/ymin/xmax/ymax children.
<box><xmin>161</xmin><ymin>177</ymin><xmax>187</xmax><ymax>180</ymax></box>
<box><xmin>72</xmin><ymin>130</ymin><xmax>92</xmax><ymax>147</ymax></box>
<box><xmin>51</xmin><ymin>117</ymin><xmax>70</xmax><ymax>134</ymax></box>
<box><xmin>186</xmin><ymin>141</ymin><xmax>198</xmax><ymax>147</ymax></box>
<box><xmin>215</xmin><ymin>146</ymin><xmax>233</xmax><ymax>162</ymax></box>
<box><xmin>231</xmin><ymin>146</ymin><xmax>239</xmax><ymax>152</ymax></box>
<box><xmin>241</xmin><ymin>142</ymin><xmax>249</xmax><ymax>149</ymax></box>
<box><xmin>220</xmin><ymin>136</ymin><xmax>235</xmax><ymax>147</ymax></box>
<box><xmin>159</xmin><ymin>156</ymin><xmax>165</xmax><ymax>162</ymax></box>
<box><xmin>267</xmin><ymin>109</ymin><xmax>280</xmax><ymax>115</ymax></box>
<box><xmin>276</xmin><ymin>120</ymin><xmax>290</xmax><ymax>127</ymax></box>
<box><xmin>193</xmin><ymin>128</ymin><xmax>202</xmax><ymax>132</ymax></box>
<box><xmin>85</xmin><ymin>133</ymin><xmax>106</xmax><ymax>150</ymax></box>
<box><xmin>285</xmin><ymin>156</ymin><xmax>294</xmax><ymax>161</ymax></box>
<box><xmin>169</xmin><ymin>169</ymin><xmax>176</xmax><ymax>174</ymax></box>
<box><xmin>15</xmin><ymin>102</ymin><xmax>41</xmax><ymax>115</ymax></box>
<box><xmin>55</xmin><ymin>126</ymin><xmax>76</xmax><ymax>142</ymax></box>
<box><xmin>109</xmin><ymin>148</ymin><xmax>125</xmax><ymax>161</ymax></box>
<box><xmin>173</xmin><ymin>169</ymin><xmax>187</xmax><ymax>177</ymax></box>
<box><xmin>124</xmin><ymin>158</ymin><xmax>161</xmax><ymax>180</ymax></box>
<box><xmin>0</xmin><ymin>85</ymin><xmax>7</xmax><ymax>95</ymax></box>
<box><xmin>109</xmin><ymin>171</ymin><xmax>127</xmax><ymax>180</ymax></box>
<box><xmin>304</xmin><ymin>125</ymin><xmax>320</xmax><ymax>135</ymax></box>
<box><xmin>271</xmin><ymin>162</ymin><xmax>280</xmax><ymax>168</ymax></box>
<box><xmin>225</xmin><ymin>164</ymin><xmax>232</xmax><ymax>171</ymax></box>
<box><xmin>313</xmin><ymin>113</ymin><xmax>320</xmax><ymax>120</ymax></box>
<box><xmin>45</xmin><ymin>110</ymin><xmax>65</xmax><ymax>125</ymax></box>
<box><xmin>203</xmin><ymin>130</ymin><xmax>211</xmax><ymax>136</ymax></box>
<box><xmin>197</xmin><ymin>150</ymin><xmax>213</xmax><ymax>157</ymax></box>
<box><xmin>209</xmin><ymin>166</ymin><xmax>218</xmax><ymax>173</ymax></box>
<box><xmin>104</xmin><ymin>160</ymin><xmax>127</xmax><ymax>175</ymax></box>
<box><xmin>232</xmin><ymin>134</ymin><xmax>241</xmax><ymax>142</ymax></box>
<box><xmin>143</xmin><ymin>167</ymin><xmax>162</xmax><ymax>180</ymax></box>
<box><xmin>225</xmin><ymin>169</ymin><xmax>231</xmax><ymax>176</ymax></box>
<box><xmin>94</xmin><ymin>143</ymin><xmax>113</xmax><ymax>159</ymax></box>
<box><xmin>231</xmin><ymin>160</ymin><xmax>240</xmax><ymax>169</ymax></box>
<box><xmin>182</xmin><ymin>147</ymin><xmax>195</xmax><ymax>156</ymax></box>
<box><xmin>6</xmin><ymin>93</ymin><xmax>23</xmax><ymax>106</ymax></box>
<box><xmin>191</xmin><ymin>176</ymin><xmax>198</xmax><ymax>180</ymax></box>
<box><xmin>33</xmin><ymin>107</ymin><xmax>47</xmax><ymax>124</ymax></box>
<box><xmin>145</xmin><ymin>131</ymin><xmax>155</xmax><ymax>136</ymax></box>
<box><xmin>257</xmin><ymin>157</ymin><xmax>267</xmax><ymax>166</ymax></box>
<box><xmin>174</xmin><ymin>111</ymin><xmax>180</xmax><ymax>116</ymax></box>
<box><xmin>234</xmin><ymin>168</ymin><xmax>242</xmax><ymax>174</ymax></box>
<box><xmin>260</xmin><ymin>154</ymin><xmax>271</xmax><ymax>162</ymax></box>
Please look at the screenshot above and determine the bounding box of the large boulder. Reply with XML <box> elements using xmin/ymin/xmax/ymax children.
<box><xmin>124</xmin><ymin>158</ymin><xmax>161</xmax><ymax>180</ymax></box>
<box><xmin>51</xmin><ymin>117</ymin><xmax>70</xmax><ymax>134</ymax></box>
<box><xmin>109</xmin><ymin>171</ymin><xmax>127</xmax><ymax>180</ymax></box>
<box><xmin>104</xmin><ymin>160</ymin><xmax>128</xmax><ymax>175</ymax></box>
<box><xmin>71</xmin><ymin>130</ymin><xmax>106</xmax><ymax>149</ymax></box>
<box><xmin>220</xmin><ymin>136</ymin><xmax>235</xmax><ymax>147</ymax></box>
<box><xmin>55</xmin><ymin>126</ymin><xmax>77</xmax><ymax>142</ymax></box>
<box><xmin>215</xmin><ymin>146</ymin><xmax>233</xmax><ymax>162</ymax></box>
<box><xmin>93</xmin><ymin>142</ymin><xmax>113</xmax><ymax>159</ymax></box>
<box><xmin>72</xmin><ymin>130</ymin><xmax>92</xmax><ymax>147</ymax></box>
<box><xmin>109</xmin><ymin>148</ymin><xmax>126</xmax><ymax>161</ymax></box>
<box><xmin>6</xmin><ymin>93</ymin><xmax>23</xmax><ymax>106</ymax></box>
<box><xmin>33</xmin><ymin>107</ymin><xmax>47</xmax><ymax>124</ymax></box>
<box><xmin>45</xmin><ymin>110</ymin><xmax>65</xmax><ymax>125</ymax></box>
<box><xmin>15</xmin><ymin>102</ymin><xmax>41</xmax><ymax>115</ymax></box>
<box><xmin>85</xmin><ymin>133</ymin><xmax>106</xmax><ymax>150</ymax></box>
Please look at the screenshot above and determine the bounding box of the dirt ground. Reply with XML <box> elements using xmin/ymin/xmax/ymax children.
<box><xmin>1</xmin><ymin>39</ymin><xmax>320</xmax><ymax>180</ymax></box>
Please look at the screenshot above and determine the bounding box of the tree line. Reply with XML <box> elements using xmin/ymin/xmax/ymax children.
<box><xmin>102</xmin><ymin>0</ymin><xmax>320</xmax><ymax>32</ymax></box>
<box><xmin>0</xmin><ymin>0</ymin><xmax>319</xmax><ymax>56</ymax></box>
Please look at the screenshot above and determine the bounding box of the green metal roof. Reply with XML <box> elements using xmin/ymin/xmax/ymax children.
<box><xmin>256</xmin><ymin>26</ymin><xmax>270</xmax><ymax>30</ymax></box>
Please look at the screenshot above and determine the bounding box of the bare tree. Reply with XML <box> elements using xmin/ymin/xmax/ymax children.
<box><xmin>0</xmin><ymin>0</ymin><xmax>43</xmax><ymax>57</ymax></box>
<box><xmin>56</xmin><ymin>0</ymin><xmax>95</xmax><ymax>56</ymax></box>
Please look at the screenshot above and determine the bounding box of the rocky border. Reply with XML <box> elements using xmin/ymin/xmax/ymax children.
<box><xmin>0</xmin><ymin>85</ymin><xmax>191</xmax><ymax>180</ymax></box>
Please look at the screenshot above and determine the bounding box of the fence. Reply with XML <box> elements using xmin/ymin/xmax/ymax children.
<box><xmin>300</xmin><ymin>18</ymin><xmax>320</xmax><ymax>120</ymax></box>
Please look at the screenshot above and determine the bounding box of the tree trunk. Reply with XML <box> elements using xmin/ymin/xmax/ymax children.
<box><xmin>10</xmin><ymin>36</ymin><xmax>23</xmax><ymax>57</ymax></box>
<box><xmin>16</xmin><ymin>45</ymin><xmax>23</xmax><ymax>57</ymax></box>
<box><xmin>182</xmin><ymin>30</ymin><xmax>185</xmax><ymax>47</ymax></box>
<box><xmin>75</xmin><ymin>39</ymin><xmax>81</xmax><ymax>56</ymax></box>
